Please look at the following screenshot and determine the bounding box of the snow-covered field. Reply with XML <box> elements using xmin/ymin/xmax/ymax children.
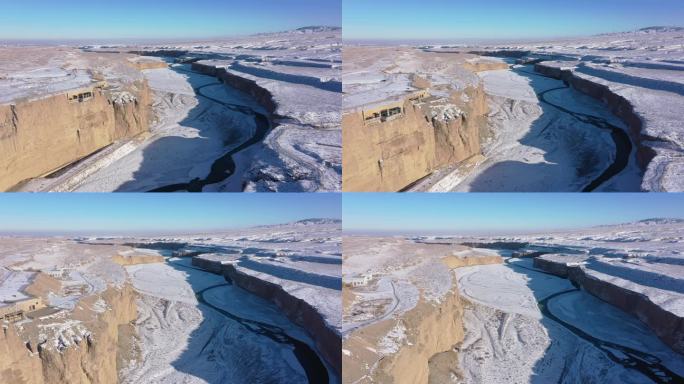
<box><xmin>0</xmin><ymin>47</ymin><xmax>143</xmax><ymax>104</ymax></box>
<box><xmin>343</xmin><ymin>47</ymin><xmax>480</xmax><ymax>111</ymax></box>
<box><xmin>456</xmin><ymin>27</ymin><xmax>684</xmax><ymax>191</ymax></box>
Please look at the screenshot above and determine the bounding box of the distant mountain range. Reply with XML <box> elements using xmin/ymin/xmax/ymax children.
<box><xmin>596</xmin><ymin>218</ymin><xmax>684</xmax><ymax>228</ymax></box>
<box><xmin>634</xmin><ymin>218</ymin><xmax>684</xmax><ymax>225</ymax></box>
<box><xmin>293</xmin><ymin>218</ymin><xmax>342</xmax><ymax>226</ymax></box>
<box><xmin>597</xmin><ymin>26</ymin><xmax>684</xmax><ymax>37</ymax></box>
<box><xmin>636</xmin><ymin>26</ymin><xmax>684</xmax><ymax>34</ymax></box>
<box><xmin>295</xmin><ymin>26</ymin><xmax>342</xmax><ymax>33</ymax></box>
<box><xmin>253</xmin><ymin>218</ymin><xmax>341</xmax><ymax>229</ymax></box>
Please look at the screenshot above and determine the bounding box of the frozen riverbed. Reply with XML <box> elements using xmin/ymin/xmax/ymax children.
<box><xmin>58</xmin><ymin>65</ymin><xmax>262</xmax><ymax>192</ymax></box>
<box><xmin>122</xmin><ymin>256</ymin><xmax>334</xmax><ymax>384</ymax></box>
<box><xmin>442</xmin><ymin>66</ymin><xmax>641</xmax><ymax>192</ymax></box>
<box><xmin>455</xmin><ymin>258</ymin><xmax>684</xmax><ymax>384</ymax></box>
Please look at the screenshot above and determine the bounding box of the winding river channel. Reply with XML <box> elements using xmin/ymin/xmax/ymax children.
<box><xmin>503</xmin><ymin>256</ymin><xmax>683</xmax><ymax>383</ymax></box>
<box><xmin>150</xmin><ymin>65</ymin><xmax>272</xmax><ymax>192</ymax></box>
<box><xmin>167</xmin><ymin>257</ymin><xmax>330</xmax><ymax>384</ymax></box>
<box><xmin>518</xmin><ymin>66</ymin><xmax>633</xmax><ymax>192</ymax></box>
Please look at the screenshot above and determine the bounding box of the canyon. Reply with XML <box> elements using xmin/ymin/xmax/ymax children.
<box><xmin>344</xmin><ymin>27</ymin><xmax>683</xmax><ymax>192</ymax></box>
<box><xmin>447</xmin><ymin>218</ymin><xmax>684</xmax><ymax>383</ymax></box>
<box><xmin>0</xmin><ymin>218</ymin><xmax>342</xmax><ymax>383</ymax></box>
<box><xmin>5</xmin><ymin>27</ymin><xmax>341</xmax><ymax>192</ymax></box>
<box><xmin>343</xmin><ymin>220</ymin><xmax>684</xmax><ymax>383</ymax></box>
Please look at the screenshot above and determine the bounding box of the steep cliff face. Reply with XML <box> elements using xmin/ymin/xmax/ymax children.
<box><xmin>0</xmin><ymin>325</ymin><xmax>45</xmax><ymax>384</ymax></box>
<box><xmin>534</xmin><ymin>63</ymin><xmax>651</xmax><ymax>169</ymax></box>
<box><xmin>368</xmin><ymin>286</ymin><xmax>465</xmax><ymax>384</ymax></box>
<box><xmin>343</xmin><ymin>99</ymin><xmax>437</xmax><ymax>192</ymax></box>
<box><xmin>112</xmin><ymin>81</ymin><xmax>151</xmax><ymax>140</ymax></box>
<box><xmin>429</xmin><ymin>84</ymin><xmax>486</xmax><ymax>169</ymax></box>
<box><xmin>191</xmin><ymin>257</ymin><xmax>342</xmax><ymax>376</ymax></box>
<box><xmin>342</xmin><ymin>85</ymin><xmax>486</xmax><ymax>192</ymax></box>
<box><xmin>0</xmin><ymin>284</ymin><xmax>137</xmax><ymax>384</ymax></box>
<box><xmin>191</xmin><ymin>62</ymin><xmax>277</xmax><ymax>115</ymax></box>
<box><xmin>0</xmin><ymin>81</ymin><xmax>151</xmax><ymax>191</ymax></box>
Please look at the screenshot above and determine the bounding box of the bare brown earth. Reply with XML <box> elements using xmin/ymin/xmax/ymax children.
<box><xmin>24</xmin><ymin>273</ymin><xmax>62</xmax><ymax>299</ymax></box>
<box><xmin>442</xmin><ymin>254</ymin><xmax>502</xmax><ymax>268</ymax></box>
<box><xmin>111</xmin><ymin>254</ymin><xmax>165</xmax><ymax>266</ymax></box>
<box><xmin>127</xmin><ymin>58</ymin><xmax>168</xmax><ymax>71</ymax></box>
<box><xmin>462</xmin><ymin>60</ymin><xmax>509</xmax><ymax>73</ymax></box>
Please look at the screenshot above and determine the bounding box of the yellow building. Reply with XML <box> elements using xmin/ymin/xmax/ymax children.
<box><xmin>0</xmin><ymin>297</ymin><xmax>45</xmax><ymax>322</ymax></box>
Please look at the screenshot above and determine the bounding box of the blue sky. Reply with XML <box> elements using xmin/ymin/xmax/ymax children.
<box><xmin>343</xmin><ymin>193</ymin><xmax>684</xmax><ymax>234</ymax></box>
<box><xmin>344</xmin><ymin>0</ymin><xmax>684</xmax><ymax>40</ymax></box>
<box><xmin>0</xmin><ymin>0</ymin><xmax>340</xmax><ymax>41</ymax></box>
<box><xmin>0</xmin><ymin>194</ymin><xmax>340</xmax><ymax>235</ymax></box>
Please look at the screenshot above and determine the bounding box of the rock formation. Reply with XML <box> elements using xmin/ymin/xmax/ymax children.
<box><xmin>372</xmin><ymin>285</ymin><xmax>465</xmax><ymax>384</ymax></box>
<box><xmin>0</xmin><ymin>284</ymin><xmax>137</xmax><ymax>384</ymax></box>
<box><xmin>343</xmin><ymin>83</ymin><xmax>487</xmax><ymax>192</ymax></box>
<box><xmin>534</xmin><ymin>255</ymin><xmax>684</xmax><ymax>355</ymax></box>
<box><xmin>0</xmin><ymin>82</ymin><xmax>151</xmax><ymax>191</ymax></box>
<box><xmin>191</xmin><ymin>256</ymin><xmax>342</xmax><ymax>376</ymax></box>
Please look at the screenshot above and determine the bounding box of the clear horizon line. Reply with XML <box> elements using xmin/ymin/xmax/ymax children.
<box><xmin>342</xmin><ymin>25</ymin><xmax>684</xmax><ymax>44</ymax></box>
<box><xmin>0</xmin><ymin>25</ymin><xmax>343</xmax><ymax>44</ymax></box>
<box><xmin>342</xmin><ymin>216</ymin><xmax>684</xmax><ymax>236</ymax></box>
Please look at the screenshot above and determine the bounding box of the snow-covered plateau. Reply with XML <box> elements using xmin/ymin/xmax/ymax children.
<box><xmin>344</xmin><ymin>218</ymin><xmax>684</xmax><ymax>383</ymax></box>
<box><xmin>3</xmin><ymin>27</ymin><xmax>340</xmax><ymax>192</ymax></box>
<box><xmin>0</xmin><ymin>218</ymin><xmax>342</xmax><ymax>383</ymax></box>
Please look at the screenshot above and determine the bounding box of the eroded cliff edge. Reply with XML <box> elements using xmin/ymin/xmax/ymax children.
<box><xmin>534</xmin><ymin>61</ymin><xmax>682</xmax><ymax>191</ymax></box>
<box><xmin>342</xmin><ymin>236</ymin><xmax>503</xmax><ymax>384</ymax></box>
<box><xmin>343</xmin><ymin>84</ymin><xmax>487</xmax><ymax>192</ymax></box>
<box><xmin>534</xmin><ymin>254</ymin><xmax>684</xmax><ymax>355</ymax></box>
<box><xmin>0</xmin><ymin>81</ymin><xmax>151</xmax><ymax>191</ymax></box>
<box><xmin>0</xmin><ymin>284</ymin><xmax>137</xmax><ymax>384</ymax></box>
<box><xmin>191</xmin><ymin>256</ymin><xmax>342</xmax><ymax>376</ymax></box>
